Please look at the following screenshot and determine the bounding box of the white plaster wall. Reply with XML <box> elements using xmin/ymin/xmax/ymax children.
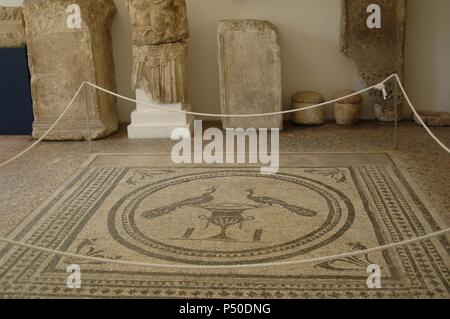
<box><xmin>405</xmin><ymin>0</ymin><xmax>450</xmax><ymax>113</ymax></box>
<box><xmin>2</xmin><ymin>0</ymin><xmax>449</xmax><ymax>122</ymax></box>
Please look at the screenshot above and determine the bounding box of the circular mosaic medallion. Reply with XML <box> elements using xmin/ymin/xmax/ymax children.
<box><xmin>108</xmin><ymin>171</ymin><xmax>355</xmax><ymax>265</ymax></box>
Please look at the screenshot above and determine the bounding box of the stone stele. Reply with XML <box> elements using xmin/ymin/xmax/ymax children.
<box><xmin>0</xmin><ymin>6</ymin><xmax>26</xmax><ymax>48</ymax></box>
<box><xmin>218</xmin><ymin>20</ymin><xmax>282</xmax><ymax>129</ymax></box>
<box><xmin>340</xmin><ymin>0</ymin><xmax>407</xmax><ymax>122</ymax></box>
<box><xmin>125</xmin><ymin>0</ymin><xmax>189</xmax><ymax>46</ymax></box>
<box><xmin>23</xmin><ymin>0</ymin><xmax>119</xmax><ymax>140</ymax></box>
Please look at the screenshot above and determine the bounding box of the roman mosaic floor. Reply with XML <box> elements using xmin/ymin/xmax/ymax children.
<box><xmin>0</xmin><ymin>122</ymin><xmax>449</xmax><ymax>298</ymax></box>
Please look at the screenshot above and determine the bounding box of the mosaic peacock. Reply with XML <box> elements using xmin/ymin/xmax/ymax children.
<box><xmin>142</xmin><ymin>187</ymin><xmax>217</xmax><ymax>219</ymax></box>
<box><xmin>246</xmin><ymin>189</ymin><xmax>318</xmax><ymax>217</ymax></box>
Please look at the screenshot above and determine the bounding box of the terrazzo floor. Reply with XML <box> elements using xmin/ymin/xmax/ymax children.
<box><xmin>0</xmin><ymin>121</ymin><xmax>449</xmax><ymax>237</ymax></box>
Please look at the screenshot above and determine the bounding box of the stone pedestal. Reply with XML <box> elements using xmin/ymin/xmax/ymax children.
<box><xmin>127</xmin><ymin>89</ymin><xmax>193</xmax><ymax>139</ymax></box>
<box><xmin>23</xmin><ymin>0</ymin><xmax>118</xmax><ymax>140</ymax></box>
<box><xmin>218</xmin><ymin>20</ymin><xmax>283</xmax><ymax>130</ymax></box>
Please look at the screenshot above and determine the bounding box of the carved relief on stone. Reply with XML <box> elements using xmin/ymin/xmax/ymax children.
<box><xmin>218</xmin><ymin>20</ymin><xmax>283</xmax><ymax>129</ymax></box>
<box><xmin>125</xmin><ymin>0</ymin><xmax>189</xmax><ymax>46</ymax></box>
<box><xmin>340</xmin><ymin>0</ymin><xmax>407</xmax><ymax>122</ymax></box>
<box><xmin>23</xmin><ymin>0</ymin><xmax>119</xmax><ymax>140</ymax></box>
<box><xmin>131</xmin><ymin>41</ymin><xmax>187</xmax><ymax>104</ymax></box>
<box><xmin>0</xmin><ymin>6</ymin><xmax>26</xmax><ymax>48</ymax></box>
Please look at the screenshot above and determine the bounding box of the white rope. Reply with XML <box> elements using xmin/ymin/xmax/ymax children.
<box><xmin>86</xmin><ymin>74</ymin><xmax>395</xmax><ymax>118</ymax></box>
<box><xmin>0</xmin><ymin>227</ymin><xmax>448</xmax><ymax>269</ymax></box>
<box><xmin>394</xmin><ymin>74</ymin><xmax>450</xmax><ymax>154</ymax></box>
<box><xmin>374</xmin><ymin>83</ymin><xmax>388</xmax><ymax>100</ymax></box>
<box><xmin>0</xmin><ymin>76</ymin><xmax>389</xmax><ymax>168</ymax></box>
<box><xmin>0</xmin><ymin>82</ymin><xmax>86</xmax><ymax>168</ymax></box>
<box><xmin>0</xmin><ymin>74</ymin><xmax>449</xmax><ymax>269</ymax></box>
<box><xmin>1</xmin><ymin>74</ymin><xmax>448</xmax><ymax>168</ymax></box>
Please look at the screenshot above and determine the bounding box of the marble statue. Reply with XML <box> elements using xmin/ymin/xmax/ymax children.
<box><xmin>125</xmin><ymin>0</ymin><xmax>192</xmax><ymax>138</ymax></box>
<box><xmin>126</xmin><ymin>0</ymin><xmax>188</xmax><ymax>104</ymax></box>
<box><xmin>22</xmin><ymin>0</ymin><xmax>119</xmax><ymax>140</ymax></box>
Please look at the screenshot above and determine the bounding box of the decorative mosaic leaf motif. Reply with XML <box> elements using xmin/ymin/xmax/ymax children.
<box><xmin>305</xmin><ymin>168</ymin><xmax>347</xmax><ymax>183</ymax></box>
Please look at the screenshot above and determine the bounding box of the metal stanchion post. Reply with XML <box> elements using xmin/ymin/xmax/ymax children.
<box><xmin>84</xmin><ymin>82</ymin><xmax>93</xmax><ymax>153</ymax></box>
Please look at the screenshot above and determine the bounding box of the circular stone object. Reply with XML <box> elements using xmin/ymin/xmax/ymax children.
<box><xmin>333</xmin><ymin>90</ymin><xmax>362</xmax><ymax>126</ymax></box>
<box><xmin>292</xmin><ymin>91</ymin><xmax>325</xmax><ymax>126</ymax></box>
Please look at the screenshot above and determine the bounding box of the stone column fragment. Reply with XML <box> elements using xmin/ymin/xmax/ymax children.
<box><xmin>23</xmin><ymin>0</ymin><xmax>119</xmax><ymax>140</ymax></box>
<box><xmin>218</xmin><ymin>20</ymin><xmax>283</xmax><ymax>129</ymax></box>
<box><xmin>340</xmin><ymin>0</ymin><xmax>407</xmax><ymax>122</ymax></box>
<box><xmin>0</xmin><ymin>6</ymin><xmax>26</xmax><ymax>48</ymax></box>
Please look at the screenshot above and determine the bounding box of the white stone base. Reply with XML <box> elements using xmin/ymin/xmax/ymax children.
<box><xmin>128</xmin><ymin>90</ymin><xmax>194</xmax><ymax>139</ymax></box>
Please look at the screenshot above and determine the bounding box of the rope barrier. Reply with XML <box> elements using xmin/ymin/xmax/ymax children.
<box><xmin>0</xmin><ymin>227</ymin><xmax>448</xmax><ymax>269</ymax></box>
<box><xmin>86</xmin><ymin>75</ymin><xmax>395</xmax><ymax>118</ymax></box>
<box><xmin>0</xmin><ymin>73</ymin><xmax>449</xmax><ymax>269</ymax></box>
<box><xmin>0</xmin><ymin>74</ymin><xmax>448</xmax><ymax>169</ymax></box>
<box><xmin>394</xmin><ymin>74</ymin><xmax>450</xmax><ymax>154</ymax></box>
<box><xmin>0</xmin><ymin>82</ymin><xmax>86</xmax><ymax>168</ymax></box>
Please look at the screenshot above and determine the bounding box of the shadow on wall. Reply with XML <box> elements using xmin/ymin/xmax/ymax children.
<box><xmin>405</xmin><ymin>0</ymin><xmax>450</xmax><ymax>114</ymax></box>
<box><xmin>278</xmin><ymin>24</ymin><xmax>369</xmax><ymax>120</ymax></box>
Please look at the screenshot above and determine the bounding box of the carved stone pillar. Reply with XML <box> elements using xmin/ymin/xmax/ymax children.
<box><xmin>23</xmin><ymin>0</ymin><xmax>119</xmax><ymax>140</ymax></box>
<box><xmin>125</xmin><ymin>0</ymin><xmax>192</xmax><ymax>139</ymax></box>
<box><xmin>340</xmin><ymin>0</ymin><xmax>407</xmax><ymax>122</ymax></box>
